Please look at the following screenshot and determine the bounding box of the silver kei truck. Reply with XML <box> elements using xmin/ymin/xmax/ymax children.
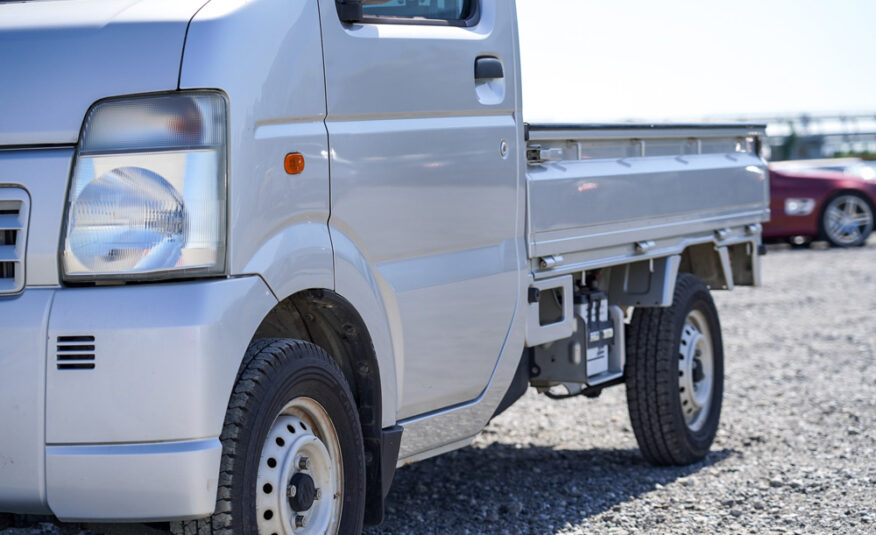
<box><xmin>0</xmin><ymin>0</ymin><xmax>769</xmax><ymax>533</ymax></box>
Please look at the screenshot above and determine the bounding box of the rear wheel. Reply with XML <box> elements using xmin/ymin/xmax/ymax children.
<box><xmin>172</xmin><ymin>339</ymin><xmax>366</xmax><ymax>535</ymax></box>
<box><xmin>625</xmin><ymin>274</ymin><xmax>724</xmax><ymax>465</ymax></box>
<box><xmin>820</xmin><ymin>192</ymin><xmax>874</xmax><ymax>247</ymax></box>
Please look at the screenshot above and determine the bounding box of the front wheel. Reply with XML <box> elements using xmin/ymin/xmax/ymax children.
<box><xmin>820</xmin><ymin>192</ymin><xmax>874</xmax><ymax>247</ymax></box>
<box><xmin>625</xmin><ymin>274</ymin><xmax>724</xmax><ymax>466</ymax></box>
<box><xmin>172</xmin><ymin>339</ymin><xmax>366</xmax><ymax>535</ymax></box>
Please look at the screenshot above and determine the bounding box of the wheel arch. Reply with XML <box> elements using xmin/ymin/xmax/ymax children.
<box><xmin>820</xmin><ymin>187</ymin><xmax>875</xmax><ymax>218</ymax></box>
<box><xmin>253</xmin><ymin>290</ymin><xmax>381</xmax><ymax>420</ymax></box>
<box><xmin>607</xmin><ymin>239</ymin><xmax>760</xmax><ymax>308</ymax></box>
<box><xmin>678</xmin><ymin>239</ymin><xmax>761</xmax><ymax>290</ymax></box>
<box><xmin>250</xmin><ymin>288</ymin><xmax>397</xmax><ymax>526</ymax></box>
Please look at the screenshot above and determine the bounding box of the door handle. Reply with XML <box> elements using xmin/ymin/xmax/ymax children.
<box><xmin>475</xmin><ymin>56</ymin><xmax>504</xmax><ymax>81</ymax></box>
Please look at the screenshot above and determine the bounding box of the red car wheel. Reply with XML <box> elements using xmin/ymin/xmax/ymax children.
<box><xmin>820</xmin><ymin>193</ymin><xmax>874</xmax><ymax>247</ymax></box>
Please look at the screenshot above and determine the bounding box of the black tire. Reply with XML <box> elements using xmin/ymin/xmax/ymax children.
<box><xmin>819</xmin><ymin>192</ymin><xmax>874</xmax><ymax>247</ymax></box>
<box><xmin>786</xmin><ymin>236</ymin><xmax>813</xmax><ymax>248</ymax></box>
<box><xmin>625</xmin><ymin>274</ymin><xmax>724</xmax><ymax>466</ymax></box>
<box><xmin>172</xmin><ymin>339</ymin><xmax>366</xmax><ymax>535</ymax></box>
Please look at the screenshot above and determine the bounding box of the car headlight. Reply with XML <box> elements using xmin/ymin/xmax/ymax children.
<box><xmin>784</xmin><ymin>198</ymin><xmax>815</xmax><ymax>216</ymax></box>
<box><xmin>62</xmin><ymin>92</ymin><xmax>226</xmax><ymax>280</ymax></box>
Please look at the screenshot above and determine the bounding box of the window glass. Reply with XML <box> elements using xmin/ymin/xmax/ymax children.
<box><xmin>361</xmin><ymin>0</ymin><xmax>473</xmax><ymax>21</ymax></box>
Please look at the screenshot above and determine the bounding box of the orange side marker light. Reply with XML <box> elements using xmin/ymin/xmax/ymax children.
<box><xmin>284</xmin><ymin>152</ymin><xmax>305</xmax><ymax>175</ymax></box>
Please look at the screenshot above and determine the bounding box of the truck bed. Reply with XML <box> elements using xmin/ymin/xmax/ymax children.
<box><xmin>525</xmin><ymin>123</ymin><xmax>769</xmax><ymax>276</ymax></box>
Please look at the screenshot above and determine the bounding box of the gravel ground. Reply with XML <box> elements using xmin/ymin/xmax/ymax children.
<box><xmin>4</xmin><ymin>239</ymin><xmax>875</xmax><ymax>535</ymax></box>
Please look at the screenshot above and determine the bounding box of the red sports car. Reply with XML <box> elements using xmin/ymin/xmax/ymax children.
<box><xmin>764</xmin><ymin>164</ymin><xmax>876</xmax><ymax>247</ymax></box>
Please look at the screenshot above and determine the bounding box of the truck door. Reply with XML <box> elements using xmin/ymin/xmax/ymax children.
<box><xmin>317</xmin><ymin>0</ymin><xmax>523</xmax><ymax>419</ymax></box>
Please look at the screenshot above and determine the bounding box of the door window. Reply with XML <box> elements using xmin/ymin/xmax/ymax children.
<box><xmin>360</xmin><ymin>0</ymin><xmax>474</xmax><ymax>23</ymax></box>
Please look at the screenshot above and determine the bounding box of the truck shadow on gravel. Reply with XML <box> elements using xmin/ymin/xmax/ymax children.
<box><xmin>367</xmin><ymin>443</ymin><xmax>732</xmax><ymax>534</ymax></box>
<box><xmin>2</xmin><ymin>446</ymin><xmax>731</xmax><ymax>535</ymax></box>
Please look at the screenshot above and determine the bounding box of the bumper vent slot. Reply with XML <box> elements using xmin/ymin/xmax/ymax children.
<box><xmin>0</xmin><ymin>188</ymin><xmax>28</xmax><ymax>295</ymax></box>
<box><xmin>57</xmin><ymin>335</ymin><xmax>96</xmax><ymax>370</ymax></box>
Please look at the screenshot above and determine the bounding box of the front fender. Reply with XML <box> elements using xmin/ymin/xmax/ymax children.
<box><xmin>331</xmin><ymin>226</ymin><xmax>400</xmax><ymax>427</ymax></box>
<box><xmin>241</xmin><ymin>221</ymin><xmax>334</xmax><ymax>300</ymax></box>
<box><xmin>243</xmin><ymin>221</ymin><xmax>399</xmax><ymax>427</ymax></box>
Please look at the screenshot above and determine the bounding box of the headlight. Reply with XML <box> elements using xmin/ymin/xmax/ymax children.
<box><xmin>784</xmin><ymin>198</ymin><xmax>816</xmax><ymax>216</ymax></box>
<box><xmin>62</xmin><ymin>92</ymin><xmax>226</xmax><ymax>280</ymax></box>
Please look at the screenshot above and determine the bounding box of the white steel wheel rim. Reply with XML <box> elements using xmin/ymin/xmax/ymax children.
<box><xmin>825</xmin><ymin>195</ymin><xmax>873</xmax><ymax>246</ymax></box>
<box><xmin>678</xmin><ymin>309</ymin><xmax>714</xmax><ymax>432</ymax></box>
<box><xmin>256</xmin><ymin>397</ymin><xmax>343</xmax><ymax>535</ymax></box>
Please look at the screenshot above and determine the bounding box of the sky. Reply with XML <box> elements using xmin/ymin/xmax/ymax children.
<box><xmin>515</xmin><ymin>0</ymin><xmax>876</xmax><ymax>123</ymax></box>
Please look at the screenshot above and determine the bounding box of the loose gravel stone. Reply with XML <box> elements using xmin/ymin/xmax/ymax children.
<box><xmin>4</xmin><ymin>240</ymin><xmax>875</xmax><ymax>534</ymax></box>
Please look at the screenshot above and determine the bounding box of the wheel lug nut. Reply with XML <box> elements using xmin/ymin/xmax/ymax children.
<box><xmin>298</xmin><ymin>456</ymin><xmax>311</xmax><ymax>470</ymax></box>
<box><xmin>295</xmin><ymin>514</ymin><xmax>306</xmax><ymax>528</ymax></box>
<box><xmin>315</xmin><ymin>488</ymin><xmax>322</xmax><ymax>501</ymax></box>
<box><xmin>287</xmin><ymin>485</ymin><xmax>297</xmax><ymax>498</ymax></box>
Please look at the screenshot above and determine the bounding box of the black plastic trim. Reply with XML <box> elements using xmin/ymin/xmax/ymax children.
<box><xmin>475</xmin><ymin>56</ymin><xmax>504</xmax><ymax>80</ymax></box>
<box><xmin>57</xmin><ymin>363</ymin><xmax>95</xmax><ymax>370</ymax></box>
<box><xmin>379</xmin><ymin>426</ymin><xmax>403</xmax><ymax>497</ymax></box>
<box><xmin>0</xmin><ymin>144</ymin><xmax>75</xmax><ymax>152</ymax></box>
<box><xmin>491</xmin><ymin>350</ymin><xmax>530</xmax><ymax>420</ymax></box>
<box><xmin>336</xmin><ymin>0</ymin><xmax>362</xmax><ymax>22</ymax></box>
<box><xmin>363</xmin><ymin>424</ymin><xmax>403</xmax><ymax>526</ymax></box>
<box><xmin>57</xmin><ymin>335</ymin><xmax>95</xmax><ymax>342</ymax></box>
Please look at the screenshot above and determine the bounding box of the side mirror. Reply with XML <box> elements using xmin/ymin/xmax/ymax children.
<box><xmin>336</xmin><ymin>0</ymin><xmax>363</xmax><ymax>23</ymax></box>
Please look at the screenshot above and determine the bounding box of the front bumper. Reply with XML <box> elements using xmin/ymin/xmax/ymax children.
<box><xmin>0</xmin><ymin>276</ymin><xmax>276</xmax><ymax>521</ymax></box>
<box><xmin>0</xmin><ymin>289</ymin><xmax>53</xmax><ymax>514</ymax></box>
<box><xmin>46</xmin><ymin>439</ymin><xmax>222</xmax><ymax>522</ymax></box>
